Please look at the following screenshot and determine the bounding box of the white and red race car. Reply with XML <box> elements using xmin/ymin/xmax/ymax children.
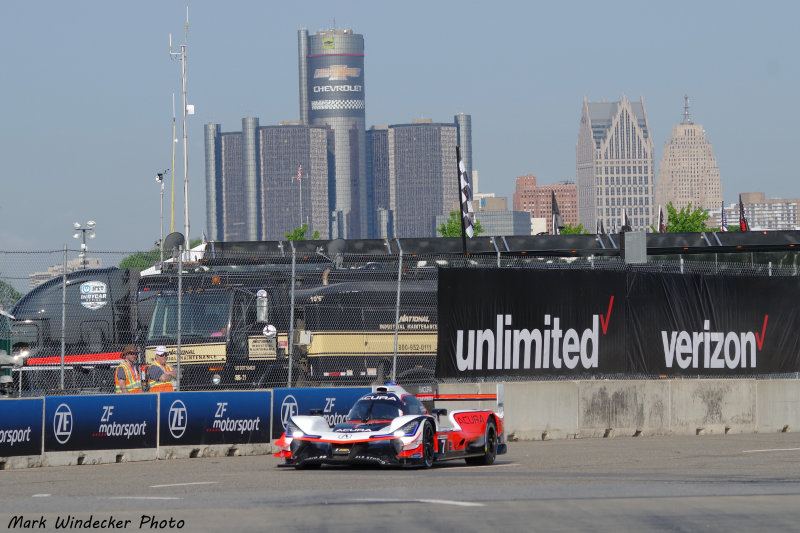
<box><xmin>274</xmin><ymin>384</ymin><xmax>506</xmax><ymax>469</ymax></box>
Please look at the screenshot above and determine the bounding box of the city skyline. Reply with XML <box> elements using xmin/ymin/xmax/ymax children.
<box><xmin>2</xmin><ymin>1</ymin><xmax>800</xmax><ymax>253</ymax></box>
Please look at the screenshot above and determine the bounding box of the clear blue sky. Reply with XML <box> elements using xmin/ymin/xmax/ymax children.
<box><xmin>1</xmin><ymin>0</ymin><xmax>798</xmax><ymax>254</ymax></box>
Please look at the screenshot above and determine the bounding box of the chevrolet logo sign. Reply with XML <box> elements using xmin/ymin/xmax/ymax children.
<box><xmin>314</xmin><ymin>65</ymin><xmax>360</xmax><ymax>81</ymax></box>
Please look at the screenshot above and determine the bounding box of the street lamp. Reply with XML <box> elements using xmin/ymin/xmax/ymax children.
<box><xmin>156</xmin><ymin>169</ymin><xmax>169</xmax><ymax>264</ymax></box>
<box><xmin>72</xmin><ymin>221</ymin><xmax>96</xmax><ymax>270</ymax></box>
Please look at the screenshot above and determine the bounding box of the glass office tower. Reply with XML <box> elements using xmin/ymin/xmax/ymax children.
<box><xmin>299</xmin><ymin>28</ymin><xmax>371</xmax><ymax>238</ymax></box>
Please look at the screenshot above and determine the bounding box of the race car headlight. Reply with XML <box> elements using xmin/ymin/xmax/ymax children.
<box><xmin>393</xmin><ymin>420</ymin><xmax>419</xmax><ymax>438</ymax></box>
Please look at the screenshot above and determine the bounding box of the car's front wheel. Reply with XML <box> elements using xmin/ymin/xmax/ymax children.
<box><xmin>421</xmin><ymin>421</ymin><xmax>435</xmax><ymax>468</ymax></box>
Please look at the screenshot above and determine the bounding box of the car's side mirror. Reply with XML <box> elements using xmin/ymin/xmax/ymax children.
<box><xmin>432</xmin><ymin>408</ymin><xmax>447</xmax><ymax>421</ymax></box>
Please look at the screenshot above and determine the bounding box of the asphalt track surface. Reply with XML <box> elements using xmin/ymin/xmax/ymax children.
<box><xmin>2</xmin><ymin>432</ymin><xmax>800</xmax><ymax>532</ymax></box>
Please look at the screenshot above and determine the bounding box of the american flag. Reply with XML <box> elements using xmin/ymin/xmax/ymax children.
<box><xmin>297</xmin><ymin>165</ymin><xmax>302</xmax><ymax>182</ymax></box>
<box><xmin>457</xmin><ymin>147</ymin><xmax>475</xmax><ymax>238</ymax></box>
<box><xmin>720</xmin><ymin>200</ymin><xmax>728</xmax><ymax>232</ymax></box>
<box><xmin>739</xmin><ymin>195</ymin><xmax>750</xmax><ymax>231</ymax></box>
<box><xmin>658</xmin><ymin>205</ymin><xmax>666</xmax><ymax>233</ymax></box>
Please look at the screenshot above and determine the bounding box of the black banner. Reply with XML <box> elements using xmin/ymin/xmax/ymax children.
<box><xmin>436</xmin><ymin>268</ymin><xmax>800</xmax><ymax>378</ymax></box>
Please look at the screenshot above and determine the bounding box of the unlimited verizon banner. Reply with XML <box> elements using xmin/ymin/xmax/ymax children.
<box><xmin>627</xmin><ymin>272</ymin><xmax>800</xmax><ymax>375</ymax></box>
<box><xmin>436</xmin><ymin>268</ymin><xmax>800</xmax><ymax>378</ymax></box>
<box><xmin>436</xmin><ymin>269</ymin><xmax>628</xmax><ymax>378</ymax></box>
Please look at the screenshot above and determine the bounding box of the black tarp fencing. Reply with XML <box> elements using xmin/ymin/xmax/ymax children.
<box><xmin>436</xmin><ymin>268</ymin><xmax>800</xmax><ymax>379</ymax></box>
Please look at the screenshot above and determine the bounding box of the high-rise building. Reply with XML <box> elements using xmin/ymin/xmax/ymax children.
<box><xmin>388</xmin><ymin>119</ymin><xmax>458</xmax><ymax>237</ymax></box>
<box><xmin>513</xmin><ymin>175</ymin><xmax>578</xmax><ymax>233</ymax></box>
<box><xmin>366</xmin><ymin>126</ymin><xmax>391</xmax><ymax>237</ymax></box>
<box><xmin>655</xmin><ymin>96</ymin><xmax>722</xmax><ymax>213</ymax></box>
<box><xmin>298</xmin><ymin>28</ymin><xmax>371</xmax><ymax>238</ymax></box>
<box><xmin>205</xmin><ymin>119</ymin><xmax>330</xmax><ymax>241</ymax></box>
<box><xmin>576</xmin><ymin>95</ymin><xmax>655</xmax><ymax>232</ymax></box>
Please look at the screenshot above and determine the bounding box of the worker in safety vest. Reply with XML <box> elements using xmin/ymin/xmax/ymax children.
<box><xmin>115</xmin><ymin>344</ymin><xmax>142</xmax><ymax>393</ymax></box>
<box><xmin>147</xmin><ymin>345</ymin><xmax>178</xmax><ymax>392</ymax></box>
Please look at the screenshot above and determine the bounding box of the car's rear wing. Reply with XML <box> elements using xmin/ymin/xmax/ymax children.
<box><xmin>416</xmin><ymin>384</ymin><xmax>504</xmax><ymax>417</ymax></box>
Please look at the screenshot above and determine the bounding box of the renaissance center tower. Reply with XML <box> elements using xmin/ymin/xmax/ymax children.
<box><xmin>299</xmin><ymin>28</ymin><xmax>371</xmax><ymax>238</ymax></box>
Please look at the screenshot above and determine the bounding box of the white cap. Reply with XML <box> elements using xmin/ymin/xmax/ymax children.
<box><xmin>155</xmin><ymin>345</ymin><xmax>168</xmax><ymax>356</ymax></box>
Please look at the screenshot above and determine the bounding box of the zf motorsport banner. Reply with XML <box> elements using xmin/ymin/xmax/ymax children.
<box><xmin>272</xmin><ymin>388</ymin><xmax>370</xmax><ymax>440</ymax></box>
<box><xmin>436</xmin><ymin>268</ymin><xmax>800</xmax><ymax>378</ymax></box>
<box><xmin>44</xmin><ymin>395</ymin><xmax>157</xmax><ymax>452</ymax></box>
<box><xmin>0</xmin><ymin>398</ymin><xmax>43</xmax><ymax>456</ymax></box>
<box><xmin>160</xmin><ymin>391</ymin><xmax>271</xmax><ymax>446</ymax></box>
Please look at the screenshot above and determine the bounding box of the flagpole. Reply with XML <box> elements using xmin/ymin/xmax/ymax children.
<box><xmin>456</xmin><ymin>146</ymin><xmax>467</xmax><ymax>254</ymax></box>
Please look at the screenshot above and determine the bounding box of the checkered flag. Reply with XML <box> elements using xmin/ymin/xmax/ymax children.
<box><xmin>457</xmin><ymin>147</ymin><xmax>475</xmax><ymax>238</ymax></box>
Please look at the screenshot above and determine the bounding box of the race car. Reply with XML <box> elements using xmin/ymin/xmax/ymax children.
<box><xmin>274</xmin><ymin>384</ymin><xmax>506</xmax><ymax>469</ymax></box>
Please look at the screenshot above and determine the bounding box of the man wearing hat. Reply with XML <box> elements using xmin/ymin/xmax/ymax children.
<box><xmin>147</xmin><ymin>345</ymin><xmax>179</xmax><ymax>392</ymax></box>
<box><xmin>115</xmin><ymin>344</ymin><xmax>142</xmax><ymax>394</ymax></box>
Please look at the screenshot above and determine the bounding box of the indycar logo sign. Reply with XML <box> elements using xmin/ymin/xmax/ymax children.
<box><xmin>79</xmin><ymin>281</ymin><xmax>108</xmax><ymax>310</ymax></box>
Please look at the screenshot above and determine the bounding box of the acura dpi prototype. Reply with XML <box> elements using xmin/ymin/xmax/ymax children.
<box><xmin>274</xmin><ymin>384</ymin><xmax>506</xmax><ymax>468</ymax></box>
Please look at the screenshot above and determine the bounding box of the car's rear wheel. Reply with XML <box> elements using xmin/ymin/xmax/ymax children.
<box><xmin>421</xmin><ymin>421</ymin><xmax>435</xmax><ymax>468</ymax></box>
<box><xmin>466</xmin><ymin>419</ymin><xmax>497</xmax><ymax>466</ymax></box>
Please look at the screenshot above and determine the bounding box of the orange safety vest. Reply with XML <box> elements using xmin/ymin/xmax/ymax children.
<box><xmin>147</xmin><ymin>360</ymin><xmax>175</xmax><ymax>392</ymax></box>
<box><xmin>115</xmin><ymin>360</ymin><xmax>142</xmax><ymax>393</ymax></box>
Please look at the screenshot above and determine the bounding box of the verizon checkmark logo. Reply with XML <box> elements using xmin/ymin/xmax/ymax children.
<box><xmin>662</xmin><ymin>316</ymin><xmax>767</xmax><ymax>370</ymax></box>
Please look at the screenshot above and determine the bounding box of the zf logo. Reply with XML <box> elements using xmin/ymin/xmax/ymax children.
<box><xmin>53</xmin><ymin>404</ymin><xmax>73</xmax><ymax>444</ymax></box>
<box><xmin>168</xmin><ymin>400</ymin><xmax>187</xmax><ymax>439</ymax></box>
<box><xmin>281</xmin><ymin>395</ymin><xmax>298</xmax><ymax>428</ymax></box>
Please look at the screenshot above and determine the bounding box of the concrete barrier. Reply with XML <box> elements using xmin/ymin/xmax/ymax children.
<box><xmin>440</xmin><ymin>379</ymin><xmax>800</xmax><ymax>440</ymax></box>
<box><xmin>4</xmin><ymin>379</ymin><xmax>800</xmax><ymax>469</ymax></box>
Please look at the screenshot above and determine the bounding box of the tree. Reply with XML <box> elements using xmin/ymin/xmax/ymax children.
<box><xmin>119</xmin><ymin>238</ymin><xmax>204</xmax><ymax>271</ymax></box>
<box><xmin>0</xmin><ymin>278</ymin><xmax>21</xmax><ymax>309</ymax></box>
<box><xmin>559</xmin><ymin>223</ymin><xmax>589</xmax><ymax>235</ymax></box>
<box><xmin>436</xmin><ymin>211</ymin><xmax>484</xmax><ymax>237</ymax></box>
<box><xmin>286</xmin><ymin>224</ymin><xmax>320</xmax><ymax>241</ymax></box>
<box><xmin>663</xmin><ymin>202</ymin><xmax>711</xmax><ymax>233</ymax></box>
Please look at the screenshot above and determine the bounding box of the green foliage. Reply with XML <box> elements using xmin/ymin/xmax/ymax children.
<box><xmin>437</xmin><ymin>211</ymin><xmax>484</xmax><ymax>237</ymax></box>
<box><xmin>0</xmin><ymin>279</ymin><xmax>21</xmax><ymax>309</ymax></box>
<box><xmin>664</xmin><ymin>202</ymin><xmax>711</xmax><ymax>233</ymax></box>
<box><xmin>559</xmin><ymin>223</ymin><xmax>589</xmax><ymax>235</ymax></box>
<box><xmin>285</xmin><ymin>224</ymin><xmax>320</xmax><ymax>241</ymax></box>
<box><xmin>119</xmin><ymin>249</ymin><xmax>160</xmax><ymax>271</ymax></box>
<box><xmin>119</xmin><ymin>237</ymin><xmax>205</xmax><ymax>271</ymax></box>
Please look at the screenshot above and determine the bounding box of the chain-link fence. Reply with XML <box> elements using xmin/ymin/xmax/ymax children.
<box><xmin>2</xmin><ymin>246</ymin><xmax>800</xmax><ymax>396</ymax></box>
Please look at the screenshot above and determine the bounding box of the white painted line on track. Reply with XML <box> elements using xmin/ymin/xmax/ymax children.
<box><xmin>742</xmin><ymin>447</ymin><xmax>800</xmax><ymax>454</ymax></box>
<box><xmin>32</xmin><ymin>494</ymin><xmax>50</xmax><ymax>497</ymax></box>
<box><xmin>150</xmin><ymin>481</ymin><xmax>219</xmax><ymax>488</ymax></box>
<box><xmin>353</xmin><ymin>498</ymin><xmax>484</xmax><ymax>507</ymax></box>
<box><xmin>105</xmin><ymin>496</ymin><xmax>183</xmax><ymax>500</ymax></box>
<box><xmin>466</xmin><ymin>462</ymin><xmax>520</xmax><ymax>469</ymax></box>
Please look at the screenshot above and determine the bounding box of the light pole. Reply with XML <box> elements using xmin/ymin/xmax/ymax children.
<box><xmin>72</xmin><ymin>221</ymin><xmax>96</xmax><ymax>270</ymax></box>
<box><xmin>156</xmin><ymin>170</ymin><xmax>169</xmax><ymax>264</ymax></box>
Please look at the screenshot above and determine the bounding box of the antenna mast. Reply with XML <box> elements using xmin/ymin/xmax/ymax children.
<box><xmin>170</xmin><ymin>6</ymin><xmax>191</xmax><ymax>253</ymax></box>
<box><xmin>682</xmin><ymin>94</ymin><xmax>693</xmax><ymax>125</ymax></box>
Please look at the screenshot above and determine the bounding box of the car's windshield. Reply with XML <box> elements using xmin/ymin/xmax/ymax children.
<box><xmin>347</xmin><ymin>395</ymin><xmax>404</xmax><ymax>422</ymax></box>
<box><xmin>147</xmin><ymin>292</ymin><xmax>230</xmax><ymax>342</ymax></box>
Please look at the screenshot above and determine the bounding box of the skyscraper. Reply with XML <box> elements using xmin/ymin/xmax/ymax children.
<box><xmin>205</xmin><ymin>119</ymin><xmax>330</xmax><ymax>241</ymax></box>
<box><xmin>576</xmin><ymin>95</ymin><xmax>655</xmax><ymax>232</ymax></box>
<box><xmin>655</xmin><ymin>96</ymin><xmax>722</xmax><ymax>213</ymax></box>
<box><xmin>388</xmin><ymin>119</ymin><xmax>458</xmax><ymax>237</ymax></box>
<box><xmin>513</xmin><ymin>175</ymin><xmax>578</xmax><ymax>232</ymax></box>
<box><xmin>298</xmin><ymin>28</ymin><xmax>371</xmax><ymax>238</ymax></box>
